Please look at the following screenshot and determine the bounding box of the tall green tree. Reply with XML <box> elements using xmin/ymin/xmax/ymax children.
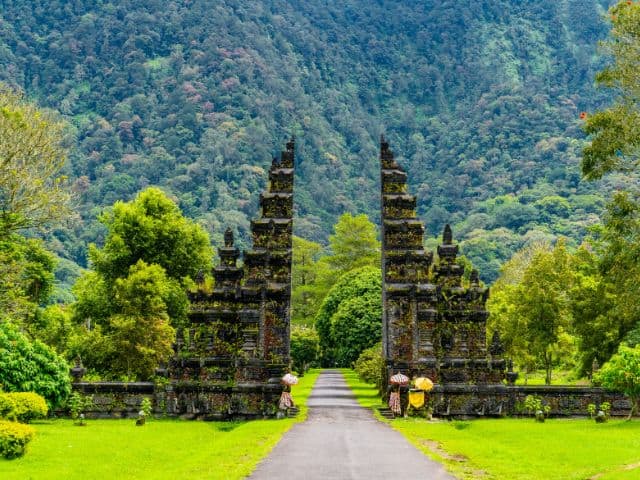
<box><xmin>313</xmin><ymin>213</ymin><xmax>380</xmax><ymax>311</ymax></box>
<box><xmin>74</xmin><ymin>187</ymin><xmax>211</xmax><ymax>328</ymax></box>
<box><xmin>291</xmin><ymin>236</ymin><xmax>324</xmax><ymax>326</ymax></box>
<box><xmin>107</xmin><ymin>261</ymin><xmax>176</xmax><ymax>380</ymax></box>
<box><xmin>0</xmin><ymin>85</ymin><xmax>72</xmax><ymax>236</ymax></box>
<box><xmin>324</xmin><ymin>213</ymin><xmax>380</xmax><ymax>273</ymax></box>
<box><xmin>290</xmin><ymin>325</ymin><xmax>319</xmax><ymax>374</ymax></box>
<box><xmin>582</xmin><ymin>1</ymin><xmax>640</xmax><ymax>179</ymax></box>
<box><xmin>489</xmin><ymin>240</ymin><xmax>575</xmax><ymax>384</ymax></box>
<box><xmin>90</xmin><ymin>187</ymin><xmax>212</xmax><ymax>284</ymax></box>
<box><xmin>567</xmin><ymin>244</ymin><xmax>616</xmax><ymax>376</ymax></box>
<box><xmin>0</xmin><ymin>235</ymin><xmax>56</xmax><ymax>329</ymax></box>
<box><xmin>71</xmin><ymin>188</ymin><xmax>211</xmax><ymax>378</ymax></box>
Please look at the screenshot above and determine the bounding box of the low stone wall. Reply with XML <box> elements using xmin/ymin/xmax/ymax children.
<box><xmin>426</xmin><ymin>384</ymin><xmax>630</xmax><ymax>418</ymax></box>
<box><xmin>72</xmin><ymin>382</ymin><xmax>155</xmax><ymax>419</ymax></box>
<box><xmin>70</xmin><ymin>381</ymin><xmax>283</xmax><ymax>420</ymax></box>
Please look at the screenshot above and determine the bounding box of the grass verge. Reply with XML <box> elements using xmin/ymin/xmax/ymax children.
<box><xmin>0</xmin><ymin>370</ymin><xmax>319</xmax><ymax>480</ymax></box>
<box><xmin>342</xmin><ymin>369</ymin><xmax>640</xmax><ymax>480</ymax></box>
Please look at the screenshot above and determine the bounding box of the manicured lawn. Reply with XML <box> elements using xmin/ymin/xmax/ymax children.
<box><xmin>343</xmin><ymin>369</ymin><xmax>640</xmax><ymax>480</ymax></box>
<box><xmin>0</xmin><ymin>370</ymin><xmax>319</xmax><ymax>480</ymax></box>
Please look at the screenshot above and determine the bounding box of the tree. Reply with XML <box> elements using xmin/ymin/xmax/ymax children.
<box><xmin>291</xmin><ymin>236</ymin><xmax>324</xmax><ymax>326</ymax></box>
<box><xmin>107</xmin><ymin>261</ymin><xmax>176</xmax><ymax>380</ymax></box>
<box><xmin>71</xmin><ymin>261</ymin><xmax>176</xmax><ymax>380</ymax></box>
<box><xmin>324</xmin><ymin>213</ymin><xmax>380</xmax><ymax>274</ymax></box>
<box><xmin>90</xmin><ymin>187</ymin><xmax>212</xmax><ymax>284</ymax></box>
<box><xmin>582</xmin><ymin>2</ymin><xmax>640</xmax><ymax>179</ymax></box>
<box><xmin>0</xmin><ymin>321</ymin><xmax>70</xmax><ymax>409</ymax></box>
<box><xmin>331</xmin><ymin>294</ymin><xmax>382</xmax><ymax>366</ymax></box>
<box><xmin>594</xmin><ymin>345</ymin><xmax>640</xmax><ymax>419</ymax></box>
<box><xmin>489</xmin><ymin>240</ymin><xmax>575</xmax><ymax>383</ymax></box>
<box><xmin>0</xmin><ymin>235</ymin><xmax>56</xmax><ymax>331</ymax></box>
<box><xmin>0</xmin><ymin>85</ymin><xmax>72</xmax><ymax>236</ymax></box>
<box><xmin>290</xmin><ymin>325</ymin><xmax>319</xmax><ymax>374</ymax></box>
<box><xmin>579</xmin><ymin>192</ymin><xmax>640</xmax><ymax>366</ymax></box>
<box><xmin>567</xmin><ymin>245</ymin><xmax>617</xmax><ymax>376</ymax></box>
<box><xmin>309</xmin><ymin>213</ymin><xmax>381</xmax><ymax>315</ymax></box>
<box><xmin>315</xmin><ymin>266</ymin><xmax>381</xmax><ymax>367</ymax></box>
<box><xmin>74</xmin><ymin>187</ymin><xmax>211</xmax><ymax>328</ymax></box>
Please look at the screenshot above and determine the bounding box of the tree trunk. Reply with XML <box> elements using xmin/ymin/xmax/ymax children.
<box><xmin>627</xmin><ymin>397</ymin><xmax>638</xmax><ymax>421</ymax></box>
<box><xmin>545</xmin><ymin>352</ymin><xmax>552</xmax><ymax>385</ymax></box>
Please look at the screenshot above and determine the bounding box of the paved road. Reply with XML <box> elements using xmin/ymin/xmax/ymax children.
<box><xmin>249</xmin><ymin>370</ymin><xmax>456</xmax><ymax>480</ymax></box>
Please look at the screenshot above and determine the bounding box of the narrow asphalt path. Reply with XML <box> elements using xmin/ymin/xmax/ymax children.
<box><xmin>249</xmin><ymin>370</ymin><xmax>456</xmax><ymax>479</ymax></box>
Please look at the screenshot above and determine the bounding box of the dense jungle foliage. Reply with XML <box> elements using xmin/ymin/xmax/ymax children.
<box><xmin>0</xmin><ymin>0</ymin><xmax>626</xmax><ymax>285</ymax></box>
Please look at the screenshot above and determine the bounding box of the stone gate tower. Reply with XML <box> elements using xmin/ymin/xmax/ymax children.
<box><xmin>380</xmin><ymin>137</ymin><xmax>505</xmax><ymax>392</ymax></box>
<box><xmin>166</xmin><ymin>138</ymin><xmax>294</xmax><ymax>419</ymax></box>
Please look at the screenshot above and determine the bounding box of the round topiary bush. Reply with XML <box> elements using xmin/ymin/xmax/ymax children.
<box><xmin>0</xmin><ymin>420</ymin><xmax>35</xmax><ymax>459</ymax></box>
<box><xmin>5</xmin><ymin>393</ymin><xmax>48</xmax><ymax>423</ymax></box>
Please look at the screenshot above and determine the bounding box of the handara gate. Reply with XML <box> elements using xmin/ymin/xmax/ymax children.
<box><xmin>166</xmin><ymin>138</ymin><xmax>295</xmax><ymax>419</ymax></box>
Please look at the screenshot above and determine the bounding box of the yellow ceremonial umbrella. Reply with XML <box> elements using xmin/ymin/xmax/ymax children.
<box><xmin>414</xmin><ymin>377</ymin><xmax>434</xmax><ymax>392</ymax></box>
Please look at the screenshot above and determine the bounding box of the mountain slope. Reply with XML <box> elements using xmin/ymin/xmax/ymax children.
<box><xmin>0</xmin><ymin>0</ymin><xmax>620</xmax><ymax>281</ymax></box>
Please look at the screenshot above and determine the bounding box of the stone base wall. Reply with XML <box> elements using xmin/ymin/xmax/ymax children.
<box><xmin>419</xmin><ymin>384</ymin><xmax>631</xmax><ymax>418</ymax></box>
<box><xmin>70</xmin><ymin>381</ymin><xmax>283</xmax><ymax>420</ymax></box>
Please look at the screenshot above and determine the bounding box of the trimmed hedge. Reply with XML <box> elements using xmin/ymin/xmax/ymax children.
<box><xmin>4</xmin><ymin>393</ymin><xmax>48</xmax><ymax>423</ymax></box>
<box><xmin>0</xmin><ymin>420</ymin><xmax>35</xmax><ymax>458</ymax></box>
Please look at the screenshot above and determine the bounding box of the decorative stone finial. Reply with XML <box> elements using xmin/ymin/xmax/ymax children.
<box><xmin>470</xmin><ymin>269</ymin><xmax>480</xmax><ymax>286</ymax></box>
<box><xmin>380</xmin><ymin>133</ymin><xmax>388</xmax><ymax>150</ymax></box>
<box><xmin>443</xmin><ymin>224</ymin><xmax>453</xmax><ymax>245</ymax></box>
<box><xmin>489</xmin><ymin>331</ymin><xmax>504</xmax><ymax>356</ymax></box>
<box><xmin>224</xmin><ymin>227</ymin><xmax>234</xmax><ymax>247</ymax></box>
<box><xmin>195</xmin><ymin>269</ymin><xmax>205</xmax><ymax>285</ymax></box>
<box><xmin>286</xmin><ymin>135</ymin><xmax>295</xmax><ymax>152</ymax></box>
<box><xmin>70</xmin><ymin>355</ymin><xmax>86</xmax><ymax>383</ymax></box>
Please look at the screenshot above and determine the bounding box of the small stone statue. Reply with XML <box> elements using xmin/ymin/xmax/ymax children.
<box><xmin>136</xmin><ymin>410</ymin><xmax>146</xmax><ymax>426</ymax></box>
<box><xmin>442</xmin><ymin>224</ymin><xmax>453</xmax><ymax>245</ymax></box>
<box><xmin>224</xmin><ymin>227</ymin><xmax>234</xmax><ymax>247</ymax></box>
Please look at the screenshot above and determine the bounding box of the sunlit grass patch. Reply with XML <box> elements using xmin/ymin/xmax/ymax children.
<box><xmin>343</xmin><ymin>368</ymin><xmax>640</xmax><ymax>480</ymax></box>
<box><xmin>0</xmin><ymin>370</ymin><xmax>319</xmax><ymax>480</ymax></box>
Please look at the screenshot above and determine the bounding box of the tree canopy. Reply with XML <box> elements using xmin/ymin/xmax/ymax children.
<box><xmin>0</xmin><ymin>85</ymin><xmax>72</xmax><ymax>236</ymax></box>
<box><xmin>582</xmin><ymin>2</ymin><xmax>640</xmax><ymax>180</ymax></box>
<box><xmin>315</xmin><ymin>266</ymin><xmax>381</xmax><ymax>367</ymax></box>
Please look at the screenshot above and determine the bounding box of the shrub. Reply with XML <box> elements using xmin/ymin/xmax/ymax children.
<box><xmin>524</xmin><ymin>395</ymin><xmax>550</xmax><ymax>421</ymax></box>
<box><xmin>594</xmin><ymin>345</ymin><xmax>640</xmax><ymax>419</ymax></box>
<box><xmin>6</xmin><ymin>392</ymin><xmax>48</xmax><ymax>423</ymax></box>
<box><xmin>0</xmin><ymin>394</ymin><xmax>16</xmax><ymax>420</ymax></box>
<box><xmin>0</xmin><ymin>420</ymin><xmax>35</xmax><ymax>458</ymax></box>
<box><xmin>354</xmin><ymin>343</ymin><xmax>384</xmax><ymax>392</ymax></box>
<box><xmin>0</xmin><ymin>322</ymin><xmax>70</xmax><ymax>409</ymax></box>
<box><xmin>141</xmin><ymin>397</ymin><xmax>153</xmax><ymax>417</ymax></box>
<box><xmin>290</xmin><ymin>325</ymin><xmax>319</xmax><ymax>374</ymax></box>
<box><xmin>67</xmin><ymin>391</ymin><xmax>94</xmax><ymax>425</ymax></box>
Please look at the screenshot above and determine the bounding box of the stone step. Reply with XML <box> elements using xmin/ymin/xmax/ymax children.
<box><xmin>377</xmin><ymin>407</ymin><xmax>395</xmax><ymax>420</ymax></box>
<box><xmin>287</xmin><ymin>407</ymin><xmax>300</xmax><ymax>418</ymax></box>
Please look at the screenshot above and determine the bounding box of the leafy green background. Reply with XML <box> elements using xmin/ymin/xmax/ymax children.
<box><xmin>0</xmin><ymin>0</ymin><xmax>625</xmax><ymax>284</ymax></box>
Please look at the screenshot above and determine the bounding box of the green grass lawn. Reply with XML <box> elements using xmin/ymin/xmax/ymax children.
<box><xmin>0</xmin><ymin>370</ymin><xmax>319</xmax><ymax>480</ymax></box>
<box><xmin>342</xmin><ymin>369</ymin><xmax>640</xmax><ymax>480</ymax></box>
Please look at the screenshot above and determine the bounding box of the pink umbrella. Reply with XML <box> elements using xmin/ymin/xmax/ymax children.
<box><xmin>282</xmin><ymin>373</ymin><xmax>299</xmax><ymax>386</ymax></box>
<box><xmin>389</xmin><ymin>373</ymin><xmax>409</xmax><ymax>385</ymax></box>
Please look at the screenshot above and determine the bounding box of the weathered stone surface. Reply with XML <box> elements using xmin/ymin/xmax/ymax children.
<box><xmin>381</xmin><ymin>137</ymin><xmax>504</xmax><ymax>390</ymax></box>
<box><xmin>156</xmin><ymin>138</ymin><xmax>295</xmax><ymax>418</ymax></box>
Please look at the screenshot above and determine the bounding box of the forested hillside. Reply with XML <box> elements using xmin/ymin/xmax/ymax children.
<box><xmin>0</xmin><ymin>0</ymin><xmax>622</xmax><ymax>282</ymax></box>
